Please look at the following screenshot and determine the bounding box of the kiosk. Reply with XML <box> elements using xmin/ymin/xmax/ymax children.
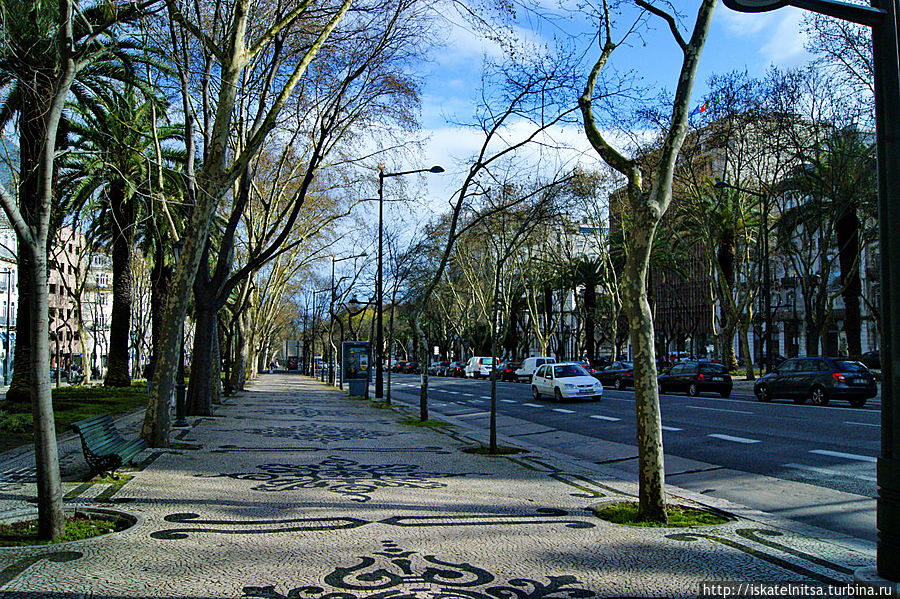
<box><xmin>342</xmin><ymin>341</ymin><xmax>371</xmax><ymax>397</ymax></box>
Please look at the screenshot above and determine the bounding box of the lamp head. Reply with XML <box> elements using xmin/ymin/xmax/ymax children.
<box><xmin>722</xmin><ymin>0</ymin><xmax>790</xmax><ymax>11</ymax></box>
<box><xmin>714</xmin><ymin>180</ymin><xmax>729</xmax><ymax>190</ymax></box>
<box><xmin>429</xmin><ymin>166</ymin><xmax>445</xmax><ymax>173</ymax></box>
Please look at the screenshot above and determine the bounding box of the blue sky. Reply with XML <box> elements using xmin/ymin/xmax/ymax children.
<box><xmin>397</xmin><ymin>2</ymin><xmax>816</xmax><ymax>210</ymax></box>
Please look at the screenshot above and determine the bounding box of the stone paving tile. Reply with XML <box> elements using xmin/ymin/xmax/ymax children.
<box><xmin>0</xmin><ymin>375</ymin><xmax>876</xmax><ymax>598</ymax></box>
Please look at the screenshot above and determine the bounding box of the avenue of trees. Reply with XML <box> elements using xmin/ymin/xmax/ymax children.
<box><xmin>0</xmin><ymin>0</ymin><xmax>880</xmax><ymax>537</ymax></box>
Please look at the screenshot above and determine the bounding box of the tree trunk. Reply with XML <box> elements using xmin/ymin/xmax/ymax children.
<box><xmin>104</xmin><ymin>180</ymin><xmax>133</xmax><ymax>387</ymax></box>
<box><xmin>622</xmin><ymin>237</ymin><xmax>667</xmax><ymax>522</ymax></box>
<box><xmin>6</xmin><ymin>89</ymin><xmax>46</xmax><ymax>406</ymax></box>
<box><xmin>231</xmin><ymin>311</ymin><xmax>249</xmax><ymax>392</ymax></box>
<box><xmin>740</xmin><ymin>324</ymin><xmax>755</xmax><ymax>380</ymax></box>
<box><xmin>414</xmin><ymin>315</ymin><xmax>429</xmax><ymax>421</ymax></box>
<box><xmin>835</xmin><ymin>205</ymin><xmax>862</xmax><ymax>356</ymax></box>
<box><xmin>584</xmin><ymin>283</ymin><xmax>597</xmax><ymax>361</ymax></box>
<box><xmin>149</xmin><ymin>243</ymin><xmax>173</xmax><ymax>376</ymax></box>
<box><xmin>29</xmin><ymin>250</ymin><xmax>64</xmax><ymax>539</ymax></box>
<box><xmin>186</xmin><ymin>303</ymin><xmax>217</xmax><ymax>415</ymax></box>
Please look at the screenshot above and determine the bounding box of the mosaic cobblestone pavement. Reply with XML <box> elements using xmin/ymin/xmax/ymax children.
<box><xmin>0</xmin><ymin>375</ymin><xmax>875</xmax><ymax>598</ymax></box>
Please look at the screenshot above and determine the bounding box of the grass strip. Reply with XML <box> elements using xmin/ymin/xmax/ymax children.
<box><xmin>592</xmin><ymin>501</ymin><xmax>730</xmax><ymax>528</ymax></box>
<box><xmin>401</xmin><ymin>418</ymin><xmax>452</xmax><ymax>428</ymax></box>
<box><xmin>0</xmin><ymin>383</ymin><xmax>148</xmax><ymax>452</ymax></box>
<box><xmin>0</xmin><ymin>513</ymin><xmax>128</xmax><ymax>547</ymax></box>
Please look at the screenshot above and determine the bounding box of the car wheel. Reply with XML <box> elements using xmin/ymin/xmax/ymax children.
<box><xmin>849</xmin><ymin>398</ymin><xmax>867</xmax><ymax>408</ymax></box>
<box><xmin>809</xmin><ymin>386</ymin><xmax>829</xmax><ymax>406</ymax></box>
<box><xmin>615</xmin><ymin>378</ymin><xmax>626</xmax><ymax>391</ymax></box>
<box><xmin>554</xmin><ymin>388</ymin><xmax>564</xmax><ymax>402</ymax></box>
<box><xmin>756</xmin><ymin>385</ymin><xmax>771</xmax><ymax>402</ymax></box>
<box><xmin>532</xmin><ymin>386</ymin><xmax>541</xmax><ymax>401</ymax></box>
<box><xmin>688</xmin><ymin>382</ymin><xmax>700</xmax><ymax>397</ymax></box>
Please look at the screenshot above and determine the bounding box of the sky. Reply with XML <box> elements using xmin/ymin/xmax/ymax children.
<box><xmin>389</xmin><ymin>1</ymin><xmax>817</xmax><ymax>216</ymax></box>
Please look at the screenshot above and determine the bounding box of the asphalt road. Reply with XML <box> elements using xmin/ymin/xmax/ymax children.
<box><xmin>381</xmin><ymin>372</ymin><xmax>880</xmax><ymax>546</ymax></box>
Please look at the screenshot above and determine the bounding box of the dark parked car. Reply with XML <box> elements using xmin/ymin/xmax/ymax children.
<box><xmin>435</xmin><ymin>361</ymin><xmax>452</xmax><ymax>376</ymax></box>
<box><xmin>497</xmin><ymin>361</ymin><xmax>522</xmax><ymax>382</ymax></box>
<box><xmin>446</xmin><ymin>361</ymin><xmax>465</xmax><ymax>377</ymax></box>
<box><xmin>403</xmin><ymin>362</ymin><xmax>421</xmax><ymax>374</ymax></box>
<box><xmin>577</xmin><ymin>361</ymin><xmax>598</xmax><ymax>376</ymax></box>
<box><xmin>857</xmin><ymin>349</ymin><xmax>880</xmax><ymax>371</ymax></box>
<box><xmin>429</xmin><ymin>361</ymin><xmax>449</xmax><ymax>375</ymax></box>
<box><xmin>594</xmin><ymin>361</ymin><xmax>634</xmax><ymax>390</ymax></box>
<box><xmin>391</xmin><ymin>361</ymin><xmax>407</xmax><ymax>373</ymax></box>
<box><xmin>657</xmin><ymin>361</ymin><xmax>733</xmax><ymax>398</ymax></box>
<box><xmin>753</xmin><ymin>356</ymin><xmax>877</xmax><ymax>407</ymax></box>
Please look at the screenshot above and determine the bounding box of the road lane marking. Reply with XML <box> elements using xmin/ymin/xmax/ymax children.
<box><xmin>784</xmin><ymin>463</ymin><xmax>877</xmax><ymax>483</ymax></box>
<box><xmin>685</xmin><ymin>405</ymin><xmax>753</xmax><ymax>415</ymax></box>
<box><xmin>481</xmin><ymin>396</ymin><xmax>493</xmax><ymax>400</ymax></box>
<box><xmin>661</xmin><ymin>426</ymin><xmax>683</xmax><ymax>432</ymax></box>
<box><xmin>552</xmin><ymin>408</ymin><xmax>575</xmax><ymax>414</ymax></box>
<box><xmin>589</xmin><ymin>415</ymin><xmax>620</xmax><ymax>422</ymax></box>
<box><xmin>844</xmin><ymin>421</ymin><xmax>879</xmax><ymax>428</ymax></box>
<box><xmin>809</xmin><ymin>449</ymin><xmax>877</xmax><ymax>463</ymax></box>
<box><xmin>708</xmin><ymin>434</ymin><xmax>760</xmax><ymax>444</ymax></box>
<box><xmin>455</xmin><ymin>411</ymin><xmax>490</xmax><ymax>419</ymax></box>
<box><xmin>446</xmin><ymin>391</ymin><xmax>460</xmax><ymax>395</ymax></box>
<box><xmin>522</xmin><ymin>403</ymin><xmax>543</xmax><ymax>408</ymax></box>
<box><xmin>500</xmin><ymin>399</ymin><xmax>517</xmax><ymax>404</ymax></box>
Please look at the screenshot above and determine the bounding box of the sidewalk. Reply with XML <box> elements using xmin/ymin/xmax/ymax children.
<box><xmin>0</xmin><ymin>374</ymin><xmax>881</xmax><ymax>598</ymax></box>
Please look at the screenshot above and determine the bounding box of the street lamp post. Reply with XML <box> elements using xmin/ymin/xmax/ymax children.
<box><xmin>330</xmin><ymin>253</ymin><xmax>367</xmax><ymax>386</ymax></box>
<box><xmin>375</xmin><ymin>164</ymin><xmax>444</xmax><ymax>400</ymax></box>
<box><xmin>347</xmin><ymin>295</ymin><xmax>376</xmax><ymax>399</ymax></box>
<box><xmin>173</xmin><ymin>240</ymin><xmax>188</xmax><ymax>428</ymax></box>
<box><xmin>715</xmin><ymin>181</ymin><xmax>772</xmax><ymax>373</ymax></box>
<box><xmin>724</xmin><ymin>0</ymin><xmax>900</xmax><ymax>584</ymax></box>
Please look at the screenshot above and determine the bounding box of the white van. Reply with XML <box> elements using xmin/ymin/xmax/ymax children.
<box><xmin>515</xmin><ymin>356</ymin><xmax>555</xmax><ymax>382</ymax></box>
<box><xmin>464</xmin><ymin>356</ymin><xmax>494</xmax><ymax>379</ymax></box>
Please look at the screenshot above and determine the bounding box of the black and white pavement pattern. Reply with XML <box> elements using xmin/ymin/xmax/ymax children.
<box><xmin>0</xmin><ymin>375</ymin><xmax>877</xmax><ymax>597</ymax></box>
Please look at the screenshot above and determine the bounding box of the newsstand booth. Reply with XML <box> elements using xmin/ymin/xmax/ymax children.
<box><xmin>342</xmin><ymin>341</ymin><xmax>371</xmax><ymax>397</ymax></box>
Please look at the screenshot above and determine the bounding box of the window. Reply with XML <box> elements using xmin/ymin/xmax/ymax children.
<box><xmin>699</xmin><ymin>363</ymin><xmax>728</xmax><ymax>374</ymax></box>
<box><xmin>535</xmin><ymin>365</ymin><xmax>546</xmax><ymax>378</ymax></box>
<box><xmin>779</xmin><ymin>360</ymin><xmax>799</xmax><ymax>373</ymax></box>
<box><xmin>554</xmin><ymin>364</ymin><xmax>588</xmax><ymax>378</ymax></box>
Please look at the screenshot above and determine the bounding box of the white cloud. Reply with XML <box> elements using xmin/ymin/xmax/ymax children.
<box><xmin>758</xmin><ymin>8</ymin><xmax>811</xmax><ymax>66</ymax></box>
<box><xmin>715</xmin><ymin>5</ymin><xmax>811</xmax><ymax>68</ymax></box>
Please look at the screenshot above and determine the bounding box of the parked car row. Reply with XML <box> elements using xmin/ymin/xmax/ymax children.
<box><xmin>753</xmin><ymin>356</ymin><xmax>876</xmax><ymax>407</ymax></box>
<box><xmin>395</xmin><ymin>353</ymin><xmax>878</xmax><ymax>407</ymax></box>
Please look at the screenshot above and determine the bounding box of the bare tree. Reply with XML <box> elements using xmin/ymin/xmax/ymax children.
<box><xmin>141</xmin><ymin>0</ymin><xmax>353</xmax><ymax>446</ymax></box>
<box><xmin>579</xmin><ymin>0</ymin><xmax>716</xmax><ymax>522</ymax></box>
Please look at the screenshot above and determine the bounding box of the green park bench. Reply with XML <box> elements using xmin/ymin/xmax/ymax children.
<box><xmin>70</xmin><ymin>414</ymin><xmax>147</xmax><ymax>477</ymax></box>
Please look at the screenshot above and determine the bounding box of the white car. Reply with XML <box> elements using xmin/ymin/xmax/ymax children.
<box><xmin>464</xmin><ymin>356</ymin><xmax>495</xmax><ymax>379</ymax></box>
<box><xmin>531</xmin><ymin>362</ymin><xmax>603</xmax><ymax>402</ymax></box>
<box><xmin>515</xmin><ymin>356</ymin><xmax>555</xmax><ymax>382</ymax></box>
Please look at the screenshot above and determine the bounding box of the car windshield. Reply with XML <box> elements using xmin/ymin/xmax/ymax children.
<box><xmin>834</xmin><ymin>360</ymin><xmax>867</xmax><ymax>372</ymax></box>
<box><xmin>554</xmin><ymin>364</ymin><xmax>589</xmax><ymax>378</ymax></box>
<box><xmin>482</xmin><ymin>358</ymin><xmax>494</xmax><ymax>365</ymax></box>
<box><xmin>699</xmin><ymin>363</ymin><xmax>728</xmax><ymax>374</ymax></box>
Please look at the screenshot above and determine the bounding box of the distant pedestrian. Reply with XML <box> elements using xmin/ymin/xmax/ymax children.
<box><xmin>143</xmin><ymin>361</ymin><xmax>154</xmax><ymax>396</ymax></box>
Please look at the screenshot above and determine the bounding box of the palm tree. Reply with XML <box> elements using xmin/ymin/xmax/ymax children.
<box><xmin>0</xmin><ymin>0</ymin><xmax>153</xmax><ymax>541</ymax></box>
<box><xmin>0</xmin><ymin>0</ymin><xmax>157</xmax><ymax>400</ymax></box>
<box><xmin>567</xmin><ymin>256</ymin><xmax>604</xmax><ymax>362</ymax></box>
<box><xmin>775</xmin><ymin>127</ymin><xmax>876</xmax><ymax>356</ymax></box>
<box><xmin>65</xmin><ymin>86</ymin><xmax>182</xmax><ymax>386</ymax></box>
